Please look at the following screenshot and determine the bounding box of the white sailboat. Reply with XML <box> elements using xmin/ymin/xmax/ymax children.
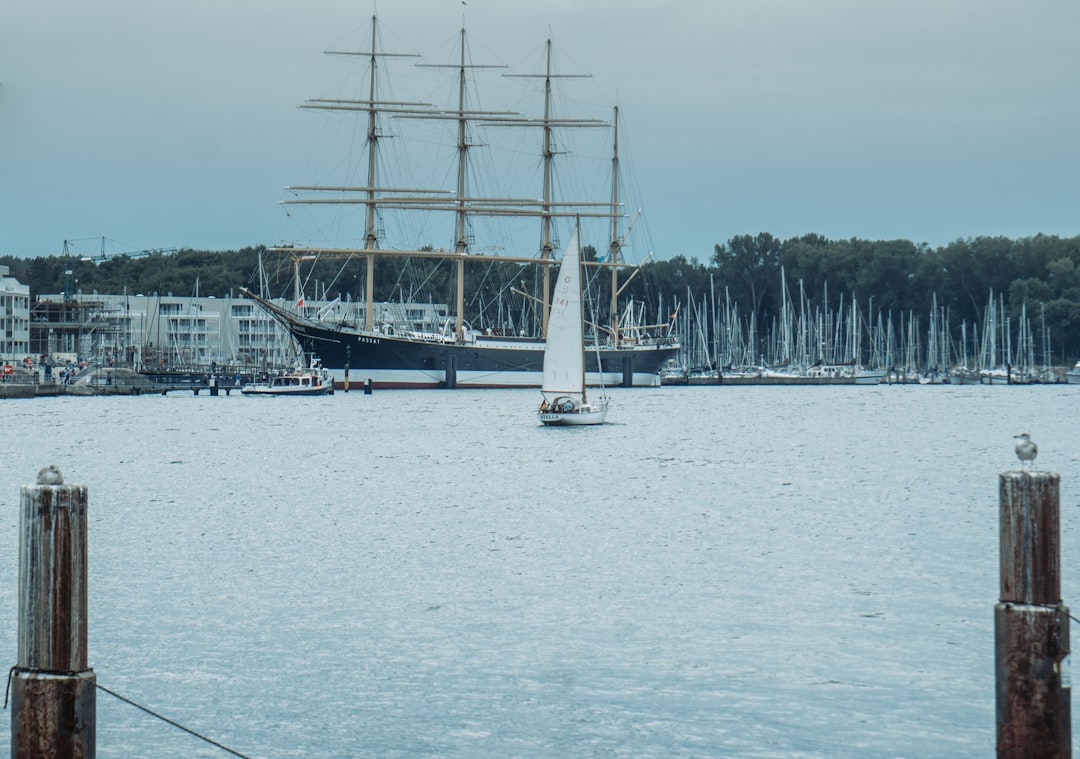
<box><xmin>538</xmin><ymin>229</ymin><xmax>609</xmax><ymax>426</ymax></box>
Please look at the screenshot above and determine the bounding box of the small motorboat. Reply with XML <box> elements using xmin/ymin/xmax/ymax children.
<box><xmin>242</xmin><ymin>358</ymin><xmax>334</xmax><ymax>396</ymax></box>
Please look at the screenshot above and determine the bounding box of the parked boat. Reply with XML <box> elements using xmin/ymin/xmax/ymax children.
<box><xmin>755</xmin><ymin>364</ymin><xmax>884</xmax><ymax>385</ymax></box>
<box><xmin>242</xmin><ymin>16</ymin><xmax>677</xmax><ymax>390</ymax></box>
<box><xmin>242</xmin><ymin>358</ymin><xmax>334</xmax><ymax>396</ymax></box>
<box><xmin>804</xmin><ymin>363</ymin><xmax>885</xmax><ymax>384</ymax></box>
<box><xmin>1067</xmin><ymin>361</ymin><xmax>1080</xmax><ymax>385</ymax></box>
<box><xmin>538</xmin><ymin>229</ymin><xmax>608</xmax><ymax>426</ymax></box>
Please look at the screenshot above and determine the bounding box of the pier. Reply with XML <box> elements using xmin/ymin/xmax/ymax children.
<box><xmin>0</xmin><ymin>365</ymin><xmax>262</xmax><ymax>398</ymax></box>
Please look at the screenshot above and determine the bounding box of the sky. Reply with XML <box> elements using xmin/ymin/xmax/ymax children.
<box><xmin>2</xmin><ymin>0</ymin><xmax>1079</xmax><ymax>263</ymax></box>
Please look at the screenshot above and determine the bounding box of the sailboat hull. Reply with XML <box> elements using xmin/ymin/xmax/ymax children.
<box><xmin>539</xmin><ymin>410</ymin><xmax>608</xmax><ymax>426</ymax></box>
<box><xmin>539</xmin><ymin>404</ymin><xmax>609</xmax><ymax>426</ymax></box>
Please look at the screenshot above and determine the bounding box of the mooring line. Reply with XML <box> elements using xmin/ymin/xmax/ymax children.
<box><xmin>94</xmin><ymin>682</ymin><xmax>253</xmax><ymax>758</ymax></box>
<box><xmin>3</xmin><ymin>665</ymin><xmax>15</xmax><ymax>709</ymax></box>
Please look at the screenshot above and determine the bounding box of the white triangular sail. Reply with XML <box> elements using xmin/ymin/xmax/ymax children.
<box><xmin>542</xmin><ymin>229</ymin><xmax>586</xmax><ymax>400</ymax></box>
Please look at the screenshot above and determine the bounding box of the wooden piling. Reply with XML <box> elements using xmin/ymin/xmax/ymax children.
<box><xmin>996</xmin><ymin>470</ymin><xmax>1070</xmax><ymax>757</ymax></box>
<box><xmin>11</xmin><ymin>466</ymin><xmax>96</xmax><ymax>759</ymax></box>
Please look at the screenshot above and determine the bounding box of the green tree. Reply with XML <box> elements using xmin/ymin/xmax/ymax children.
<box><xmin>712</xmin><ymin>232</ymin><xmax>782</xmax><ymax>324</ymax></box>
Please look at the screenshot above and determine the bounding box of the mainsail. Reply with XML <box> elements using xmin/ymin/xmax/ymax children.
<box><xmin>542</xmin><ymin>229</ymin><xmax>586</xmax><ymax>399</ymax></box>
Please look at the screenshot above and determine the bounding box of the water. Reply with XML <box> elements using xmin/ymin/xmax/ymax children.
<box><xmin>1</xmin><ymin>385</ymin><xmax>1078</xmax><ymax>757</ymax></box>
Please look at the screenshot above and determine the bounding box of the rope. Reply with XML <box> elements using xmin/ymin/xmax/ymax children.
<box><xmin>94</xmin><ymin>682</ymin><xmax>254</xmax><ymax>759</ymax></box>
<box><xmin>3</xmin><ymin>667</ymin><xmax>252</xmax><ymax>759</ymax></box>
<box><xmin>4</xmin><ymin>666</ymin><xmax>15</xmax><ymax>709</ymax></box>
<box><xmin>1030</xmin><ymin>601</ymin><xmax>1080</xmax><ymax>629</ymax></box>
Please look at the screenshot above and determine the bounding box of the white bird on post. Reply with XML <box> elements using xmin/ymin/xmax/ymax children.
<box><xmin>1014</xmin><ymin>433</ymin><xmax>1038</xmax><ymax>468</ymax></box>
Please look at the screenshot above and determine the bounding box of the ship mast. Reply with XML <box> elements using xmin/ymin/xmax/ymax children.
<box><xmin>284</xmin><ymin>15</ymin><xmax>430</xmax><ymax>330</ymax></box>
<box><xmin>362</xmin><ymin>18</ymin><xmax>381</xmax><ymax>330</ymax></box>
<box><xmin>540</xmin><ymin>41</ymin><xmax>556</xmax><ymax>334</ymax></box>
<box><xmin>277</xmin><ymin>22</ymin><xmax>618</xmax><ymax>342</ymax></box>
<box><xmin>501</xmin><ymin>39</ymin><xmax>608</xmax><ymax>336</ymax></box>
<box><xmin>415</xmin><ymin>28</ymin><xmax>508</xmax><ymax>340</ymax></box>
<box><xmin>609</xmin><ymin>105</ymin><xmax>621</xmax><ymax>347</ymax></box>
<box><xmin>455</xmin><ymin>30</ymin><xmax>470</xmax><ymax>337</ymax></box>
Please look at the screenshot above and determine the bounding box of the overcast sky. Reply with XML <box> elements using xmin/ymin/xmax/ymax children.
<box><xmin>2</xmin><ymin>0</ymin><xmax>1078</xmax><ymax>262</ymax></box>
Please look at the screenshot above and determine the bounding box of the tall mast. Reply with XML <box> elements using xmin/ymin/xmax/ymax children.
<box><xmin>278</xmin><ymin>25</ymin><xmax>614</xmax><ymax>343</ymax></box>
<box><xmin>363</xmin><ymin>17</ymin><xmax>380</xmax><ymax>330</ymax></box>
<box><xmin>454</xmin><ymin>29</ymin><xmax>470</xmax><ymax>340</ymax></box>
<box><xmin>609</xmin><ymin>105</ymin><xmax>621</xmax><ymax>346</ymax></box>
<box><xmin>540</xmin><ymin>40</ymin><xmax>555</xmax><ymax>335</ymax></box>
<box><xmin>416</xmin><ymin>28</ymin><xmax>507</xmax><ymax>341</ymax></box>
<box><xmin>285</xmin><ymin>15</ymin><xmax>427</xmax><ymax>330</ymax></box>
<box><xmin>501</xmin><ymin>39</ymin><xmax>604</xmax><ymax>337</ymax></box>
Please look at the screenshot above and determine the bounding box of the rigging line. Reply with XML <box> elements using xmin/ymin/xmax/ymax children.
<box><xmin>398</xmin><ymin>257</ymin><xmax>446</xmax><ymax>303</ymax></box>
<box><xmin>94</xmin><ymin>682</ymin><xmax>254</xmax><ymax>759</ymax></box>
<box><xmin>471</xmin><ymin>260</ymin><xmax>531</xmax><ymax>312</ymax></box>
<box><xmin>466</xmin><ymin>258</ymin><xmax>522</xmax><ymax>310</ymax></box>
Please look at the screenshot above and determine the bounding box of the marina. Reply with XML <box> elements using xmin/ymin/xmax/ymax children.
<box><xmin>2</xmin><ymin>385</ymin><xmax>1079</xmax><ymax>756</ymax></box>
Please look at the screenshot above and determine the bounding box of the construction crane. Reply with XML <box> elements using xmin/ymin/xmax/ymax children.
<box><xmin>61</xmin><ymin>237</ymin><xmax>179</xmax><ymax>300</ymax></box>
<box><xmin>62</xmin><ymin>237</ymin><xmax>178</xmax><ymax>262</ymax></box>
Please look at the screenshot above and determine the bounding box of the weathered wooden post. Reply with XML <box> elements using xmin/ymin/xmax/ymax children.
<box><xmin>996</xmin><ymin>469</ymin><xmax>1071</xmax><ymax>757</ymax></box>
<box><xmin>344</xmin><ymin>345</ymin><xmax>351</xmax><ymax>392</ymax></box>
<box><xmin>11</xmin><ymin>465</ymin><xmax>96</xmax><ymax>758</ymax></box>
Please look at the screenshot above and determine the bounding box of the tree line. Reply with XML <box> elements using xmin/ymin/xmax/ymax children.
<box><xmin>619</xmin><ymin>232</ymin><xmax>1080</xmax><ymax>364</ymax></box>
<box><xmin>4</xmin><ymin>231</ymin><xmax>1079</xmax><ymax>362</ymax></box>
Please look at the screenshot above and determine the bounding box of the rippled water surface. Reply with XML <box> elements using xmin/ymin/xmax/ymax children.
<box><xmin>2</xmin><ymin>385</ymin><xmax>1079</xmax><ymax>757</ymax></box>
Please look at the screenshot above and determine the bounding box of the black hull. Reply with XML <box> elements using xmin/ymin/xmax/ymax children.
<box><xmin>254</xmin><ymin>298</ymin><xmax>678</xmax><ymax>389</ymax></box>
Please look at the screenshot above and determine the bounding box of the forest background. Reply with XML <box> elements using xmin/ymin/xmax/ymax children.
<box><xmin>4</xmin><ymin>231</ymin><xmax>1080</xmax><ymax>364</ymax></box>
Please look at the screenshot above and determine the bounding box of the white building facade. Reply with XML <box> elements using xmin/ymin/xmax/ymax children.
<box><xmin>42</xmin><ymin>291</ymin><xmax>447</xmax><ymax>369</ymax></box>
<box><xmin>0</xmin><ymin>265</ymin><xmax>31</xmax><ymax>364</ymax></box>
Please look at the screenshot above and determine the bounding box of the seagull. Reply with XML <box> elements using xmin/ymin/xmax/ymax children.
<box><xmin>1014</xmin><ymin>433</ymin><xmax>1038</xmax><ymax>468</ymax></box>
<box><xmin>36</xmin><ymin>464</ymin><xmax>64</xmax><ymax>485</ymax></box>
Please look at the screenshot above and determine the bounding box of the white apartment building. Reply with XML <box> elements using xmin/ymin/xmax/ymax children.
<box><xmin>0</xmin><ymin>265</ymin><xmax>31</xmax><ymax>364</ymax></box>
<box><xmin>41</xmin><ymin>292</ymin><xmax>297</xmax><ymax>368</ymax></box>
<box><xmin>39</xmin><ymin>291</ymin><xmax>447</xmax><ymax>369</ymax></box>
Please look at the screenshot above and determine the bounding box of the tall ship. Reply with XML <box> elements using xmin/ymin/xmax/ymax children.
<box><xmin>242</xmin><ymin>16</ymin><xmax>678</xmax><ymax>389</ymax></box>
